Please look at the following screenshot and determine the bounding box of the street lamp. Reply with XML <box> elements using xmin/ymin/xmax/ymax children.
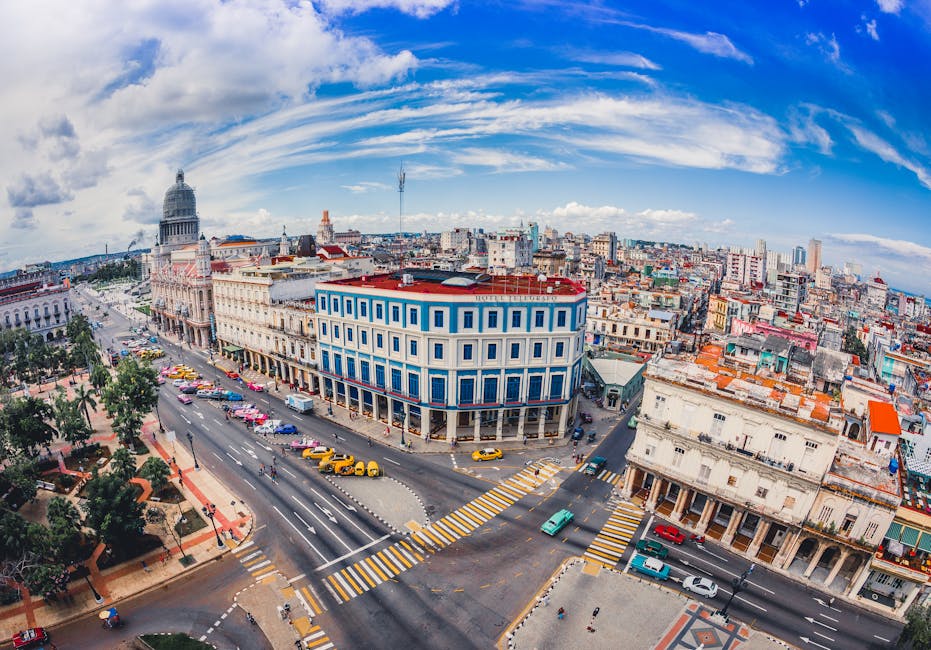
<box><xmin>186</xmin><ymin>431</ymin><xmax>200</xmax><ymax>470</ymax></box>
<box><xmin>154</xmin><ymin>402</ymin><xmax>164</xmax><ymax>432</ymax></box>
<box><xmin>715</xmin><ymin>563</ymin><xmax>754</xmax><ymax>621</ymax></box>
<box><xmin>202</xmin><ymin>503</ymin><xmax>224</xmax><ymax>549</ymax></box>
<box><xmin>83</xmin><ymin>572</ymin><xmax>104</xmax><ymax>604</ymax></box>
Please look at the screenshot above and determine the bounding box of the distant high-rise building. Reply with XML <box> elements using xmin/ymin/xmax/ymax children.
<box><xmin>806</xmin><ymin>239</ymin><xmax>822</xmax><ymax>274</ymax></box>
<box><xmin>725</xmin><ymin>252</ymin><xmax>765</xmax><ymax>287</ymax></box>
<box><xmin>755</xmin><ymin>238</ymin><xmax>767</xmax><ymax>259</ymax></box>
<box><xmin>317</xmin><ymin>210</ymin><xmax>334</xmax><ymax>245</ymax></box>
<box><xmin>792</xmin><ymin>245</ymin><xmax>806</xmax><ymax>267</ymax></box>
<box><xmin>592</xmin><ymin>232</ymin><xmax>617</xmax><ymax>264</ymax></box>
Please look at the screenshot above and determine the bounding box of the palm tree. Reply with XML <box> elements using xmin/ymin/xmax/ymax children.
<box><xmin>73</xmin><ymin>385</ymin><xmax>98</xmax><ymax>427</ymax></box>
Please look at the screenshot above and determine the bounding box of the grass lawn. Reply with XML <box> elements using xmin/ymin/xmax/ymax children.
<box><xmin>140</xmin><ymin>633</ymin><xmax>213</xmax><ymax>649</ymax></box>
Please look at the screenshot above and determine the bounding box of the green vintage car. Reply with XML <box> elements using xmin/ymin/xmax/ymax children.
<box><xmin>635</xmin><ymin>538</ymin><xmax>669</xmax><ymax>559</ymax></box>
<box><xmin>541</xmin><ymin>509</ymin><xmax>574</xmax><ymax>536</ymax></box>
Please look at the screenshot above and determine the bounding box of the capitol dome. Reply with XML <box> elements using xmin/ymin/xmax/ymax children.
<box><xmin>158</xmin><ymin>169</ymin><xmax>200</xmax><ymax>249</ymax></box>
<box><xmin>163</xmin><ymin>169</ymin><xmax>196</xmax><ymax>221</ymax></box>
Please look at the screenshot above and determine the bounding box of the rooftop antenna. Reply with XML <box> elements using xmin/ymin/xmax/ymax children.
<box><xmin>398</xmin><ymin>164</ymin><xmax>406</xmax><ymax>271</ymax></box>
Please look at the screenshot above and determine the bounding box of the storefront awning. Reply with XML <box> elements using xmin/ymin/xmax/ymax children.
<box><xmin>884</xmin><ymin>522</ymin><xmax>903</xmax><ymax>541</ymax></box>
<box><xmin>918</xmin><ymin>533</ymin><xmax>931</xmax><ymax>554</ymax></box>
<box><xmin>223</xmin><ymin>345</ymin><xmax>243</xmax><ymax>353</ymax></box>
<box><xmin>901</xmin><ymin>526</ymin><xmax>921</xmax><ymax>548</ymax></box>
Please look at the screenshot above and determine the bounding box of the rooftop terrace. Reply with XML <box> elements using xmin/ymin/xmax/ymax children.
<box><xmin>320</xmin><ymin>270</ymin><xmax>586</xmax><ymax>297</ymax></box>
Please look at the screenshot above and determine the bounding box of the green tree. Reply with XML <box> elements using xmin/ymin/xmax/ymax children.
<box><xmin>842</xmin><ymin>326</ymin><xmax>868</xmax><ymax>363</ymax></box>
<box><xmin>81</xmin><ymin>469</ymin><xmax>145</xmax><ymax>550</ymax></box>
<box><xmin>51</xmin><ymin>390</ymin><xmax>92</xmax><ymax>448</ymax></box>
<box><xmin>138</xmin><ymin>457</ymin><xmax>170</xmax><ymax>494</ymax></box>
<box><xmin>101</xmin><ymin>358</ymin><xmax>157</xmax><ymax>446</ymax></box>
<box><xmin>901</xmin><ymin>603</ymin><xmax>931</xmax><ymax>648</ymax></box>
<box><xmin>0</xmin><ymin>396</ymin><xmax>56</xmax><ymax>458</ymax></box>
<box><xmin>109</xmin><ymin>447</ymin><xmax>137</xmax><ymax>483</ymax></box>
<box><xmin>0</xmin><ymin>458</ymin><xmax>39</xmax><ymax>504</ymax></box>
<box><xmin>0</xmin><ymin>511</ymin><xmax>59</xmax><ymax>596</ymax></box>
<box><xmin>66</xmin><ymin>314</ymin><xmax>92</xmax><ymax>342</ymax></box>
<box><xmin>72</xmin><ymin>384</ymin><xmax>98</xmax><ymax>427</ymax></box>
<box><xmin>47</xmin><ymin>497</ymin><xmax>85</xmax><ymax>566</ymax></box>
<box><xmin>90</xmin><ymin>364</ymin><xmax>110</xmax><ymax>395</ymax></box>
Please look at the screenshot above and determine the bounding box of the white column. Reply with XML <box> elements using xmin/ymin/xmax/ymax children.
<box><xmin>421</xmin><ymin>407</ymin><xmax>431</xmax><ymax>437</ymax></box>
<box><xmin>473</xmin><ymin>411</ymin><xmax>481</xmax><ymax>439</ymax></box>
<box><xmin>824</xmin><ymin>549</ymin><xmax>850</xmax><ymax>587</ymax></box>
<box><xmin>446</xmin><ymin>412</ymin><xmax>457</xmax><ymax>443</ymax></box>
<box><xmin>496</xmin><ymin>410</ymin><xmax>504</xmax><ymax>441</ymax></box>
<box><xmin>558</xmin><ymin>404</ymin><xmax>569</xmax><ymax>435</ymax></box>
<box><xmin>517</xmin><ymin>407</ymin><xmax>527</xmax><ymax>439</ymax></box>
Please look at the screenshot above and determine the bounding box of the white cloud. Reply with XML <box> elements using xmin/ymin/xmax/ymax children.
<box><xmin>788</xmin><ymin>106</ymin><xmax>833</xmax><ymax>154</ymax></box>
<box><xmin>451</xmin><ymin>148</ymin><xmax>565</xmax><ymax>172</ymax></box>
<box><xmin>341</xmin><ymin>182</ymin><xmax>392</xmax><ymax>193</ymax></box>
<box><xmin>876</xmin><ymin>0</ymin><xmax>903</xmax><ymax>14</ymax></box>
<box><xmin>805</xmin><ymin>31</ymin><xmax>842</xmax><ymax>63</ymax></box>
<box><xmin>846</xmin><ymin>124</ymin><xmax>931</xmax><ymax>189</ymax></box>
<box><xmin>317</xmin><ymin>0</ymin><xmax>455</xmax><ymax>19</ymax></box>
<box><xmin>831</xmin><ymin>233</ymin><xmax>931</xmax><ymax>263</ymax></box>
<box><xmin>863</xmin><ymin>17</ymin><xmax>879</xmax><ymax>40</ymax></box>
<box><xmin>567</xmin><ymin>50</ymin><xmax>661</xmax><ymax>70</ymax></box>
<box><xmin>617</xmin><ymin>21</ymin><xmax>753</xmax><ymax>64</ymax></box>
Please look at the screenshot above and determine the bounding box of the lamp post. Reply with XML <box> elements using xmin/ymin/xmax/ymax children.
<box><xmin>202</xmin><ymin>503</ymin><xmax>224</xmax><ymax>548</ymax></box>
<box><xmin>83</xmin><ymin>572</ymin><xmax>104</xmax><ymax>604</ymax></box>
<box><xmin>186</xmin><ymin>431</ymin><xmax>200</xmax><ymax>470</ymax></box>
<box><xmin>154</xmin><ymin>402</ymin><xmax>164</xmax><ymax>433</ymax></box>
<box><xmin>716</xmin><ymin>563</ymin><xmax>754</xmax><ymax>621</ymax></box>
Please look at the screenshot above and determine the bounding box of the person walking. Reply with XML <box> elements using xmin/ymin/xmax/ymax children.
<box><xmin>557</xmin><ymin>607</ymin><xmax>565</xmax><ymax>620</ymax></box>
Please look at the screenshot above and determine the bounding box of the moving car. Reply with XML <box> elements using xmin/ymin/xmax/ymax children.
<box><xmin>172</xmin><ymin>378</ymin><xmax>187</xmax><ymax>387</ymax></box>
<box><xmin>682</xmin><ymin>575</ymin><xmax>718</xmax><ymax>598</ymax></box>
<box><xmin>274</xmin><ymin>423</ymin><xmax>298</xmax><ymax>435</ymax></box>
<box><xmin>177</xmin><ymin>394</ymin><xmax>193</xmax><ymax>405</ymax></box>
<box><xmin>630</xmin><ymin>555</ymin><xmax>670</xmax><ymax>580</ymax></box>
<box><xmin>571</xmin><ymin>426</ymin><xmax>584</xmax><ymax>441</ymax></box>
<box><xmin>225</xmin><ymin>391</ymin><xmax>244</xmax><ymax>401</ymax></box>
<box><xmin>471</xmin><ymin>447</ymin><xmax>503</xmax><ymax>462</ymax></box>
<box><xmin>579</xmin><ymin>412</ymin><xmax>593</xmax><ymax>424</ymax></box>
<box><xmin>246</xmin><ymin>381</ymin><xmax>265</xmax><ymax>392</ymax></box>
<box><xmin>583</xmin><ymin>456</ymin><xmax>607</xmax><ymax>475</ymax></box>
<box><xmin>634</xmin><ymin>539</ymin><xmax>669</xmax><ymax>559</ymax></box>
<box><xmin>179</xmin><ymin>385</ymin><xmax>198</xmax><ymax>394</ymax></box>
<box><xmin>653</xmin><ymin>524</ymin><xmax>686</xmax><ymax>545</ymax></box>
<box><xmin>12</xmin><ymin>627</ymin><xmax>48</xmax><ymax>648</ymax></box>
<box><xmin>541</xmin><ymin>509</ymin><xmax>574</xmax><ymax>536</ymax></box>
<box><xmin>225</xmin><ymin>370</ymin><xmax>240</xmax><ymax>379</ymax></box>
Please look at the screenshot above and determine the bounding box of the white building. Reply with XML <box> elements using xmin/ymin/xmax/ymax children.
<box><xmin>315</xmin><ymin>270</ymin><xmax>587</xmax><ymax>444</ymax></box>
<box><xmin>725</xmin><ymin>252</ymin><xmax>766</xmax><ymax>287</ymax></box>
<box><xmin>487</xmin><ymin>234</ymin><xmax>532</xmax><ymax>272</ymax></box>
<box><xmin>0</xmin><ymin>274</ymin><xmax>72</xmax><ymax>341</ymax></box>
<box><xmin>440</xmin><ymin>228</ymin><xmax>472</xmax><ymax>253</ymax></box>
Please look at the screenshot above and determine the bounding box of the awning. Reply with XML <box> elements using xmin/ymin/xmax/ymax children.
<box><xmin>885</xmin><ymin>522</ymin><xmax>903</xmax><ymax>541</ymax></box>
<box><xmin>918</xmin><ymin>533</ymin><xmax>931</xmax><ymax>554</ymax></box>
<box><xmin>901</xmin><ymin>526</ymin><xmax>921</xmax><ymax>548</ymax></box>
<box><xmin>223</xmin><ymin>345</ymin><xmax>243</xmax><ymax>353</ymax></box>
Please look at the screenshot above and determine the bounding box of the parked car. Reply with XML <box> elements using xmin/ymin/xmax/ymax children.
<box><xmin>253</xmin><ymin>422</ymin><xmax>277</xmax><ymax>435</ymax></box>
<box><xmin>177</xmin><ymin>394</ymin><xmax>193</xmax><ymax>405</ymax></box>
<box><xmin>275</xmin><ymin>423</ymin><xmax>298</xmax><ymax>435</ymax></box>
<box><xmin>244</xmin><ymin>412</ymin><xmax>268</xmax><ymax>424</ymax></box>
<box><xmin>179</xmin><ymin>385</ymin><xmax>198</xmax><ymax>394</ymax></box>
<box><xmin>682</xmin><ymin>575</ymin><xmax>718</xmax><ymax>598</ymax></box>
<box><xmin>571</xmin><ymin>426</ymin><xmax>584</xmax><ymax>441</ymax></box>
<box><xmin>319</xmin><ymin>453</ymin><xmax>354</xmax><ymax>473</ymax></box>
<box><xmin>653</xmin><ymin>524</ymin><xmax>686</xmax><ymax>545</ymax></box>
<box><xmin>172</xmin><ymin>378</ymin><xmax>187</xmax><ymax>387</ymax></box>
<box><xmin>635</xmin><ymin>539</ymin><xmax>669</xmax><ymax>559</ymax></box>
<box><xmin>541</xmin><ymin>509</ymin><xmax>574</xmax><ymax>536</ymax></box>
<box><xmin>579</xmin><ymin>412</ymin><xmax>593</xmax><ymax>424</ymax></box>
<box><xmin>155</xmin><ymin>376</ymin><xmax>166</xmax><ymax>385</ymax></box>
<box><xmin>302</xmin><ymin>446</ymin><xmax>334</xmax><ymax>460</ymax></box>
<box><xmin>225</xmin><ymin>391</ymin><xmax>244</xmax><ymax>401</ymax></box>
<box><xmin>583</xmin><ymin>456</ymin><xmax>607</xmax><ymax>476</ymax></box>
<box><xmin>225</xmin><ymin>370</ymin><xmax>240</xmax><ymax>379</ymax></box>
<box><xmin>246</xmin><ymin>381</ymin><xmax>265</xmax><ymax>392</ymax></box>
<box><xmin>471</xmin><ymin>447</ymin><xmax>503</xmax><ymax>462</ymax></box>
<box><xmin>12</xmin><ymin>627</ymin><xmax>48</xmax><ymax>648</ymax></box>
<box><xmin>630</xmin><ymin>554</ymin><xmax>670</xmax><ymax>580</ymax></box>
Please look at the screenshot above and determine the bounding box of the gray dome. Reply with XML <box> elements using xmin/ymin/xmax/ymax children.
<box><xmin>163</xmin><ymin>169</ymin><xmax>196</xmax><ymax>221</ymax></box>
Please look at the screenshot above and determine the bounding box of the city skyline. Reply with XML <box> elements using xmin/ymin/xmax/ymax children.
<box><xmin>2</xmin><ymin>1</ymin><xmax>930</xmax><ymax>292</ymax></box>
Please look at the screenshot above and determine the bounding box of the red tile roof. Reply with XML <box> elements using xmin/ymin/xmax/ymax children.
<box><xmin>868</xmin><ymin>400</ymin><xmax>901</xmax><ymax>436</ymax></box>
<box><xmin>322</xmin><ymin>273</ymin><xmax>585</xmax><ymax>297</ymax></box>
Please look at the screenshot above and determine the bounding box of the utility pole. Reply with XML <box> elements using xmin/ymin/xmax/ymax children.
<box><xmin>397</xmin><ymin>165</ymin><xmax>405</xmax><ymax>270</ymax></box>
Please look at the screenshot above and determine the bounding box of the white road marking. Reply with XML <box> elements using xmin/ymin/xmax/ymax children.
<box><xmin>281</xmin><ymin>466</ymin><xmax>297</xmax><ymax>478</ymax></box>
<box><xmin>293</xmin><ymin>511</ymin><xmax>317</xmax><ymax>535</ymax></box>
<box><xmin>273</xmin><ymin>505</ymin><xmax>328</xmax><ymax>561</ymax></box>
<box><xmin>241</xmin><ymin>441</ymin><xmax>255</xmax><ymax>450</ymax></box>
<box><xmin>314</xmin><ymin>534</ymin><xmax>391</xmax><ymax>572</ymax></box>
<box><xmin>813</xmin><ymin>630</ymin><xmax>834</xmax><ymax>642</ymax></box>
<box><xmin>309</xmin><ymin>488</ymin><xmax>373</xmax><ymax>541</ymax></box>
<box><xmin>330</xmin><ymin>494</ymin><xmax>357</xmax><ymax>512</ymax></box>
<box><xmin>287</xmin><ymin>573</ymin><xmax>306</xmax><ymax>584</ymax></box>
<box><xmin>196</xmin><ymin>412</ymin><xmax>204</xmax><ymax>419</ymax></box>
<box><xmin>805</xmin><ymin>617</ymin><xmax>837</xmax><ymax>632</ymax></box>
<box><xmin>874</xmin><ymin>634</ymin><xmax>891</xmax><ymax>642</ymax></box>
<box><xmin>213</xmin><ymin>418</ymin><xmax>223</xmax><ymax>426</ymax></box>
<box><xmin>228</xmin><ymin>445</ymin><xmax>242</xmax><ymax>456</ymax></box>
<box><xmin>291</xmin><ymin>496</ymin><xmax>352</xmax><ymax>551</ymax></box>
<box><xmin>181</xmin><ymin>415</ymin><xmax>191</xmax><ymax>424</ymax></box>
<box><xmin>382</xmin><ymin>457</ymin><xmax>401</xmax><ymax>466</ymax></box>
<box><xmin>211</xmin><ymin>452</ymin><xmax>224</xmax><ymax>463</ymax></box>
<box><xmin>242</xmin><ymin>478</ymin><xmax>256</xmax><ymax>490</ymax></box>
<box><xmin>818</xmin><ymin>613</ymin><xmax>839</xmax><ymax>623</ymax></box>
<box><xmin>225</xmin><ymin>453</ymin><xmax>243</xmax><ymax>467</ymax></box>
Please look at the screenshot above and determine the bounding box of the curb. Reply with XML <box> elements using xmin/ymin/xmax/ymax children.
<box><xmin>322</xmin><ymin>473</ymin><xmax>430</xmax><ymax>535</ymax></box>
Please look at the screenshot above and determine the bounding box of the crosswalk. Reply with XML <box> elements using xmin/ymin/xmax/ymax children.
<box><xmin>576</xmin><ymin>463</ymin><xmax>624</xmax><ymax>486</ymax></box>
<box><xmin>232</xmin><ymin>540</ymin><xmax>278</xmax><ymax>580</ymax></box>
<box><xmin>324</xmin><ymin>463</ymin><xmax>561</xmax><ymax>604</ymax></box>
<box><xmin>288</xmin><ymin>584</ymin><xmax>334</xmax><ymax>649</ymax></box>
<box><xmin>583</xmin><ymin>501</ymin><xmax>643</xmax><ymax>568</ymax></box>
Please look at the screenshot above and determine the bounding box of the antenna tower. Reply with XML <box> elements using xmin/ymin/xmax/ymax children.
<box><xmin>398</xmin><ymin>164</ymin><xmax>406</xmax><ymax>269</ymax></box>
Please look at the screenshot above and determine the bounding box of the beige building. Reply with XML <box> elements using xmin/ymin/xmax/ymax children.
<box><xmin>588</xmin><ymin>302</ymin><xmax>677</xmax><ymax>354</ymax></box>
<box><xmin>213</xmin><ymin>258</ymin><xmax>345</xmax><ymax>390</ymax></box>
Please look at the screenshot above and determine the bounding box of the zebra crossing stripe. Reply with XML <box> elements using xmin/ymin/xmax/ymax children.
<box><xmin>328</xmin><ymin>573</ymin><xmax>351</xmax><ymax>601</ymax></box>
<box><xmin>393</xmin><ymin>543</ymin><xmax>418</xmax><ymax>566</ymax></box>
<box><xmin>376</xmin><ymin>550</ymin><xmax>401</xmax><ymax>574</ymax></box>
<box><xmin>240</xmin><ymin>550</ymin><xmax>262</xmax><ymax>562</ymax></box>
<box><xmin>353</xmin><ymin>563</ymin><xmax>378</xmax><ymax>588</ymax></box>
<box><xmin>469</xmin><ymin>499</ymin><xmax>498</xmax><ymax>519</ymax></box>
<box><xmin>444</xmin><ymin>513</ymin><xmax>473</xmax><ymax>535</ymax></box>
<box><xmin>388</xmin><ymin>545</ymin><xmax>414</xmax><ymax>569</ymax></box>
<box><xmin>340</xmin><ymin>568</ymin><xmax>363</xmax><ymax>594</ymax></box>
<box><xmin>300</xmin><ymin>586</ymin><xmax>322</xmax><ymax>615</ymax></box>
<box><xmin>365</xmin><ymin>556</ymin><xmax>388</xmax><ymax>582</ymax></box>
<box><xmin>484</xmin><ymin>490</ymin><xmax>513</xmax><ymax>508</ymax></box>
<box><xmin>346</xmin><ymin>565</ymin><xmax>371</xmax><ymax>592</ymax></box>
<box><xmin>432</xmin><ymin>521</ymin><xmax>460</xmax><ymax>542</ymax></box>
<box><xmin>457</xmin><ymin>506</ymin><xmax>484</xmax><ymax>527</ymax></box>
<box><xmin>370</xmin><ymin>552</ymin><xmax>395</xmax><ymax>577</ymax></box>
<box><xmin>399</xmin><ymin>540</ymin><xmax>424</xmax><ymax>562</ymax></box>
<box><xmin>421</xmin><ymin>527</ymin><xmax>446</xmax><ymax>547</ymax></box>
<box><xmin>232</xmin><ymin>540</ymin><xmax>255</xmax><ymax>554</ymax></box>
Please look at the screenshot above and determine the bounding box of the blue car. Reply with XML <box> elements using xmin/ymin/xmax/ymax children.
<box><xmin>225</xmin><ymin>392</ymin><xmax>244</xmax><ymax>401</ymax></box>
<box><xmin>275</xmin><ymin>423</ymin><xmax>298</xmax><ymax>435</ymax></box>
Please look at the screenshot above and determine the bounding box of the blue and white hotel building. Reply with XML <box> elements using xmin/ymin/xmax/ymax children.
<box><xmin>314</xmin><ymin>270</ymin><xmax>587</xmax><ymax>444</ymax></box>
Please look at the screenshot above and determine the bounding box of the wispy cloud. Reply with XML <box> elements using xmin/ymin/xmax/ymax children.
<box><xmin>805</xmin><ymin>31</ymin><xmax>843</xmax><ymax>65</ymax></box>
<box><xmin>317</xmin><ymin>0</ymin><xmax>456</xmax><ymax>19</ymax></box>
<box><xmin>341</xmin><ymin>181</ymin><xmax>392</xmax><ymax>193</ymax></box>
<box><xmin>565</xmin><ymin>49</ymin><xmax>661</xmax><ymax>70</ymax></box>
<box><xmin>876</xmin><ymin>0</ymin><xmax>903</xmax><ymax>14</ymax></box>
<box><xmin>616</xmin><ymin>21</ymin><xmax>753</xmax><ymax>64</ymax></box>
<box><xmin>846</xmin><ymin>124</ymin><xmax>931</xmax><ymax>189</ymax></box>
<box><xmin>451</xmin><ymin>148</ymin><xmax>565</xmax><ymax>172</ymax></box>
<box><xmin>858</xmin><ymin>16</ymin><xmax>880</xmax><ymax>40</ymax></box>
<box><xmin>830</xmin><ymin>233</ymin><xmax>931</xmax><ymax>263</ymax></box>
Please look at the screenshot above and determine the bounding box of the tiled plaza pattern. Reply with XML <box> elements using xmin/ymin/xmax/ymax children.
<box><xmin>324</xmin><ymin>463</ymin><xmax>561</xmax><ymax>603</ymax></box>
<box><xmin>583</xmin><ymin>501</ymin><xmax>644</xmax><ymax>568</ymax></box>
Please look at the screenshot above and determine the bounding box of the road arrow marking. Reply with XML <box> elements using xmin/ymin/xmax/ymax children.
<box><xmin>804</xmin><ymin>617</ymin><xmax>837</xmax><ymax>632</ymax></box>
<box><xmin>293</xmin><ymin>512</ymin><xmax>317</xmax><ymax>535</ymax></box>
<box><xmin>181</xmin><ymin>415</ymin><xmax>191</xmax><ymax>424</ymax></box>
<box><xmin>818</xmin><ymin>613</ymin><xmax>839</xmax><ymax>623</ymax></box>
<box><xmin>331</xmin><ymin>495</ymin><xmax>357</xmax><ymax>512</ymax></box>
<box><xmin>799</xmin><ymin>636</ymin><xmax>831</xmax><ymax>649</ymax></box>
<box><xmin>225</xmin><ymin>452</ymin><xmax>243</xmax><ymax>467</ymax></box>
<box><xmin>315</xmin><ymin>503</ymin><xmax>338</xmax><ymax>523</ymax></box>
<box><xmin>228</xmin><ymin>445</ymin><xmax>242</xmax><ymax>456</ymax></box>
<box><xmin>813</xmin><ymin>631</ymin><xmax>834</xmax><ymax>642</ymax></box>
<box><xmin>273</xmin><ymin>506</ymin><xmax>327</xmax><ymax>561</ymax></box>
<box><xmin>196</xmin><ymin>412</ymin><xmax>204</xmax><ymax>419</ymax></box>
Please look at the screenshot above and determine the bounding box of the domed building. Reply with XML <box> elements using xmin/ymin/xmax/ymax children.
<box><xmin>151</xmin><ymin>169</ymin><xmax>215</xmax><ymax>349</ymax></box>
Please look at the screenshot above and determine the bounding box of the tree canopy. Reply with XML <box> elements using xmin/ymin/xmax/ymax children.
<box><xmin>81</xmin><ymin>469</ymin><xmax>144</xmax><ymax>550</ymax></box>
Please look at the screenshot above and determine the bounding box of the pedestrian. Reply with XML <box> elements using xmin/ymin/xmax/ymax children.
<box><xmin>260</xmin><ymin>464</ymin><xmax>265</xmax><ymax>475</ymax></box>
<box><xmin>141</xmin><ymin>560</ymin><xmax>151</xmax><ymax>573</ymax></box>
<box><xmin>384</xmin><ymin>426</ymin><xmax>390</xmax><ymax>438</ymax></box>
<box><xmin>557</xmin><ymin>607</ymin><xmax>565</xmax><ymax>620</ymax></box>
<box><xmin>368</xmin><ymin>438</ymin><xmax>373</xmax><ymax>447</ymax></box>
<box><xmin>592</xmin><ymin>607</ymin><xmax>599</xmax><ymax>618</ymax></box>
<box><xmin>534</xmin><ymin>468</ymin><xmax>540</xmax><ymax>478</ymax></box>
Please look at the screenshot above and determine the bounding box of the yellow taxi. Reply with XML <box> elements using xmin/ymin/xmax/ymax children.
<box><xmin>302</xmin><ymin>446</ymin><xmax>334</xmax><ymax>460</ymax></box>
<box><xmin>471</xmin><ymin>447</ymin><xmax>503</xmax><ymax>462</ymax></box>
<box><xmin>366</xmin><ymin>461</ymin><xmax>380</xmax><ymax>477</ymax></box>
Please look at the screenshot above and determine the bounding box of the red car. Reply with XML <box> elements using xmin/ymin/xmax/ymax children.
<box><xmin>653</xmin><ymin>524</ymin><xmax>685</xmax><ymax>545</ymax></box>
<box><xmin>225</xmin><ymin>370</ymin><xmax>239</xmax><ymax>379</ymax></box>
<box><xmin>246</xmin><ymin>381</ymin><xmax>265</xmax><ymax>392</ymax></box>
<box><xmin>13</xmin><ymin>627</ymin><xmax>48</xmax><ymax>648</ymax></box>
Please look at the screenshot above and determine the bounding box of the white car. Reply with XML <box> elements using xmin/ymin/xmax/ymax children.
<box><xmin>682</xmin><ymin>575</ymin><xmax>718</xmax><ymax>599</ymax></box>
<box><xmin>172</xmin><ymin>378</ymin><xmax>187</xmax><ymax>387</ymax></box>
<box><xmin>254</xmin><ymin>419</ymin><xmax>282</xmax><ymax>435</ymax></box>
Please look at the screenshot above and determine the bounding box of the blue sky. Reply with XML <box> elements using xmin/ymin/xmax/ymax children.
<box><xmin>1</xmin><ymin>0</ymin><xmax>930</xmax><ymax>292</ymax></box>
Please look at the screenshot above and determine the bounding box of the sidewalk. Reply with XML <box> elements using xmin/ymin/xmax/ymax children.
<box><xmin>0</xmin><ymin>375</ymin><xmax>254</xmax><ymax>640</ymax></box>
<box><xmin>235</xmin><ymin>573</ymin><xmax>334</xmax><ymax>650</ymax></box>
